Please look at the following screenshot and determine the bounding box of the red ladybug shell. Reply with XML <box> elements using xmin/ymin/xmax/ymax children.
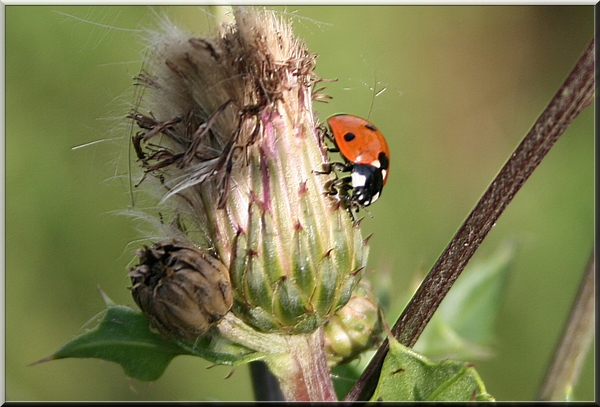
<box><xmin>327</xmin><ymin>114</ymin><xmax>390</xmax><ymax>186</ymax></box>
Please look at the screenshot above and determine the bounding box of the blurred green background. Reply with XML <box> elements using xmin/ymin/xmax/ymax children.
<box><xmin>6</xmin><ymin>5</ymin><xmax>593</xmax><ymax>401</ymax></box>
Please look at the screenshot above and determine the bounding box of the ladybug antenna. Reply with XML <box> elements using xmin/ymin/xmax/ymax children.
<box><xmin>366</xmin><ymin>71</ymin><xmax>377</xmax><ymax>121</ymax></box>
<box><xmin>366</xmin><ymin>71</ymin><xmax>386</xmax><ymax>122</ymax></box>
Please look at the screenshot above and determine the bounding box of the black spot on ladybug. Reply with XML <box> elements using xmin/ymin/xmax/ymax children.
<box><xmin>365</xmin><ymin>123</ymin><xmax>378</xmax><ymax>132</ymax></box>
<box><xmin>378</xmin><ymin>151</ymin><xmax>389</xmax><ymax>170</ymax></box>
<box><xmin>344</xmin><ymin>132</ymin><xmax>356</xmax><ymax>142</ymax></box>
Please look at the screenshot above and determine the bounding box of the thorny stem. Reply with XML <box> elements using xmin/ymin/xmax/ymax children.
<box><xmin>345</xmin><ymin>38</ymin><xmax>595</xmax><ymax>401</ymax></box>
<box><xmin>537</xmin><ymin>249</ymin><xmax>595</xmax><ymax>401</ymax></box>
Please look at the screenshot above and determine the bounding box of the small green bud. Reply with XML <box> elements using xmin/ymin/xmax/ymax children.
<box><xmin>323</xmin><ymin>278</ymin><xmax>382</xmax><ymax>367</ymax></box>
<box><xmin>129</xmin><ymin>240</ymin><xmax>233</xmax><ymax>339</ymax></box>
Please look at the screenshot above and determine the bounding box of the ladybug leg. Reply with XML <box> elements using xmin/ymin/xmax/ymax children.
<box><xmin>318</xmin><ymin>124</ymin><xmax>341</xmax><ymax>153</ymax></box>
<box><xmin>317</xmin><ymin>167</ymin><xmax>358</xmax><ymax>219</ymax></box>
<box><xmin>315</xmin><ymin>161</ymin><xmax>352</xmax><ymax>176</ymax></box>
<box><xmin>319</xmin><ymin>123</ymin><xmax>334</xmax><ymax>142</ymax></box>
<box><xmin>325</xmin><ymin>175</ymin><xmax>352</xmax><ymax>196</ymax></box>
<box><xmin>315</xmin><ymin>162</ymin><xmax>352</xmax><ymax>194</ymax></box>
<box><xmin>314</xmin><ymin>161</ymin><xmax>356</xmax><ymax>214</ymax></box>
<box><xmin>338</xmin><ymin>194</ymin><xmax>361</xmax><ymax>221</ymax></box>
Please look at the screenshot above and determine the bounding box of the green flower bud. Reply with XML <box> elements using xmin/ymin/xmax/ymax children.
<box><xmin>129</xmin><ymin>240</ymin><xmax>233</xmax><ymax>339</ymax></box>
<box><xmin>323</xmin><ymin>278</ymin><xmax>382</xmax><ymax>367</ymax></box>
<box><xmin>129</xmin><ymin>7</ymin><xmax>369</xmax><ymax>335</ymax></box>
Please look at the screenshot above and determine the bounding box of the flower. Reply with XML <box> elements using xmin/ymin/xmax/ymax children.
<box><xmin>129</xmin><ymin>7</ymin><xmax>369</xmax><ymax>335</ymax></box>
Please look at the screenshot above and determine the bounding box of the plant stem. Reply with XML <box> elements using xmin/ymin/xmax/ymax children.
<box><xmin>265</xmin><ymin>327</ymin><xmax>337</xmax><ymax>401</ymax></box>
<box><xmin>537</xmin><ymin>249</ymin><xmax>595</xmax><ymax>401</ymax></box>
<box><xmin>249</xmin><ymin>361</ymin><xmax>284</xmax><ymax>401</ymax></box>
<box><xmin>345</xmin><ymin>37</ymin><xmax>595</xmax><ymax>401</ymax></box>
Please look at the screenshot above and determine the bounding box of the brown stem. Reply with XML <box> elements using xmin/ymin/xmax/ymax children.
<box><xmin>345</xmin><ymin>38</ymin><xmax>595</xmax><ymax>401</ymax></box>
<box><xmin>537</xmin><ymin>248</ymin><xmax>595</xmax><ymax>401</ymax></box>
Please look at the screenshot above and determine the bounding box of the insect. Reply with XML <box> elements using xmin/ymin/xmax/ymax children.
<box><xmin>321</xmin><ymin>114</ymin><xmax>390</xmax><ymax>210</ymax></box>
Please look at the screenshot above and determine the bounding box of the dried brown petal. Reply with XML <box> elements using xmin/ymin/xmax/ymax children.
<box><xmin>129</xmin><ymin>240</ymin><xmax>233</xmax><ymax>339</ymax></box>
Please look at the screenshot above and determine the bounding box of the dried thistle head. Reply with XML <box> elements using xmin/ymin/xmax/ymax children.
<box><xmin>129</xmin><ymin>240</ymin><xmax>233</xmax><ymax>339</ymax></box>
<box><xmin>129</xmin><ymin>7</ymin><xmax>369</xmax><ymax>335</ymax></box>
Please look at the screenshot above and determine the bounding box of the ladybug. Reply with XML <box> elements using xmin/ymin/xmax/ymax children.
<box><xmin>322</xmin><ymin>114</ymin><xmax>390</xmax><ymax>209</ymax></box>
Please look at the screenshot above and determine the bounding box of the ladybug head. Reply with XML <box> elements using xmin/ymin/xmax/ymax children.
<box><xmin>351</xmin><ymin>164</ymin><xmax>385</xmax><ymax>207</ymax></box>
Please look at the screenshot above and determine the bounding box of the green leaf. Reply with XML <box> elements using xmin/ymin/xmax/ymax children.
<box><xmin>371</xmin><ymin>336</ymin><xmax>494</xmax><ymax>401</ymax></box>
<box><xmin>415</xmin><ymin>241</ymin><xmax>516</xmax><ymax>360</ymax></box>
<box><xmin>49</xmin><ymin>304</ymin><xmax>188</xmax><ymax>381</ymax></box>
<box><xmin>38</xmin><ymin>293</ymin><xmax>264</xmax><ymax>381</ymax></box>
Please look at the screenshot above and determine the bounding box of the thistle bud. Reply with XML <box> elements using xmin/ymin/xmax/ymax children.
<box><xmin>129</xmin><ymin>7</ymin><xmax>369</xmax><ymax>335</ymax></box>
<box><xmin>323</xmin><ymin>279</ymin><xmax>382</xmax><ymax>367</ymax></box>
<box><xmin>129</xmin><ymin>240</ymin><xmax>233</xmax><ymax>339</ymax></box>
